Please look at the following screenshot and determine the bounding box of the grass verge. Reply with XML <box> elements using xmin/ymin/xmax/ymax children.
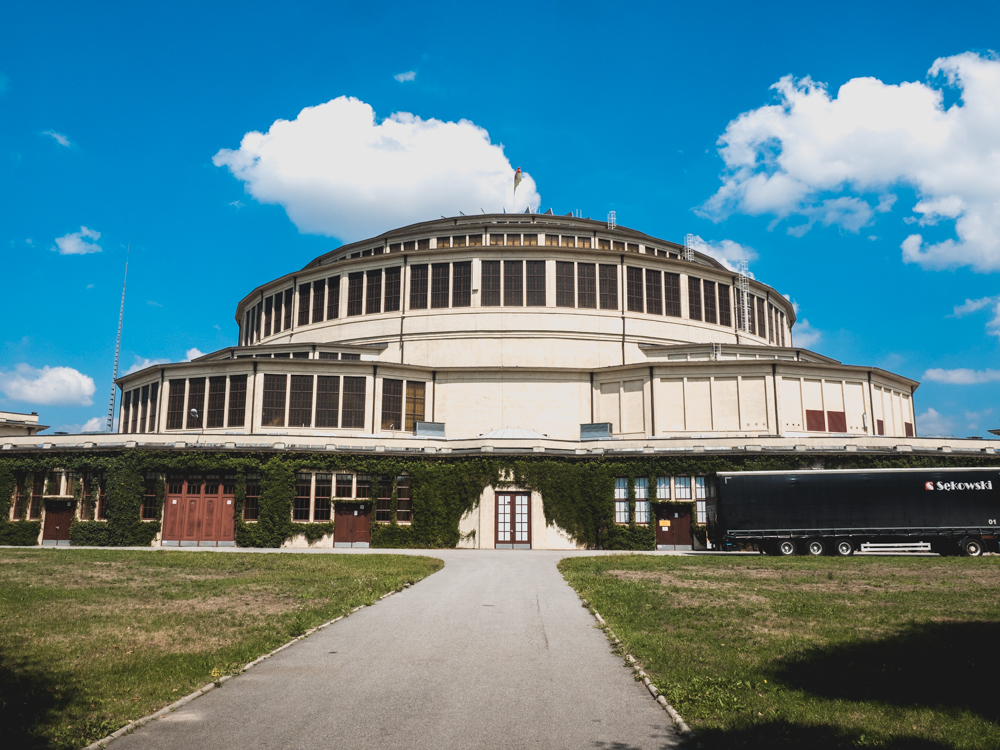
<box><xmin>0</xmin><ymin>549</ymin><xmax>442</xmax><ymax>749</ymax></box>
<box><xmin>559</xmin><ymin>554</ymin><xmax>1000</xmax><ymax>750</ymax></box>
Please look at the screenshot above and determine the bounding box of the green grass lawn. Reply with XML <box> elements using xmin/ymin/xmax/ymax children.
<box><xmin>0</xmin><ymin>549</ymin><xmax>442</xmax><ymax>750</ymax></box>
<box><xmin>559</xmin><ymin>554</ymin><xmax>1000</xmax><ymax>750</ymax></box>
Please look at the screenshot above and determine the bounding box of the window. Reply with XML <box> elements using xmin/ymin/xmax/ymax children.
<box><xmin>274</xmin><ymin>292</ymin><xmax>283</xmax><ymax>333</ymax></box>
<box><xmin>504</xmin><ymin>261</ymin><xmax>523</xmax><ymax>306</ymax></box>
<box><xmin>635</xmin><ymin>501</ymin><xmax>649</xmax><ymax>524</ymax></box>
<box><xmin>396</xmin><ymin>475</ymin><xmax>412</xmax><ymax>522</ymax></box>
<box><xmin>298</xmin><ymin>282</ymin><xmax>312</xmax><ymax>325</ymax></box>
<box><xmin>403</xmin><ymin>240</ymin><xmax>415</xmax><ymax>252</ymax></box>
<box><xmin>227</xmin><ymin>375</ymin><xmax>246</xmax><ymax>428</ymax></box>
<box><xmin>122</xmin><ymin>390</ymin><xmax>132</xmax><ymax>433</ymax></box>
<box><xmin>294</xmin><ymin>473</ymin><xmax>311</xmax><ymax>521</ymax></box>
<box><xmin>757</xmin><ymin>297</ymin><xmax>767</xmax><ymax>339</ymax></box>
<box><xmin>381</xmin><ymin>379</ymin><xmax>403</xmax><ymax>430</ymax></box>
<box><xmin>635</xmin><ymin>478</ymin><xmax>647</xmax><ymax>499</ymax></box>
<box><xmin>327</xmin><ymin>276</ymin><xmax>341</xmax><ymax>319</ymax></box>
<box><xmin>489</xmin><ymin>233</ymin><xmax>503</xmax><ymax>246</ymax></box>
<box><xmin>289</xmin><ymin>375</ymin><xmax>313</xmax><ymax>427</ymax></box>
<box><xmin>614</xmin><ymin>478</ymin><xmax>627</xmax><ymax>499</ymax></box>
<box><xmin>645</xmin><ymin>269</ymin><xmax>662</xmax><ymax>315</ymax></box>
<box><xmin>876</xmin><ymin>419</ymin><xmax>885</xmax><ymax>436</ymax></box>
<box><xmin>482</xmin><ymin>260</ymin><xmax>501</xmax><ymax>306</ymax></box>
<box><xmin>264</xmin><ymin>296</ymin><xmax>272</xmax><ymax>336</ymax></box>
<box><xmin>436</xmin><ymin>236</ymin><xmax>451</xmax><ymax>249</ymax></box>
<box><xmin>905</xmin><ymin>421</ymin><xmax>914</xmax><ymax>438</ymax></box>
<box><xmin>599</xmin><ymin>265</ymin><xmax>618</xmax><ymax>309</ymax></box>
<box><xmin>314</xmin><ymin>474</ymin><xmax>332</xmax><ymax>521</ymax></box>
<box><xmin>656</xmin><ymin>476</ymin><xmax>670</xmax><ymax>500</ymax></box>
<box><xmin>556</xmin><ymin>261</ymin><xmax>574</xmax><ymax>307</ymax></box>
<box><xmin>336</xmin><ymin>474</ymin><xmax>354</xmax><ymax>498</ymax></box>
<box><xmin>545</xmin><ymin>234</ymin><xmax>559</xmax><ymax>247</ymax></box>
<box><xmin>577</xmin><ymin>264</ymin><xmax>596</xmax><ymax>308</ymax></box>
<box><xmin>142</xmin><ymin>473</ymin><xmax>158</xmax><ymax>520</ymax></box>
<box><xmin>379</xmin><ymin>267</ymin><xmax>398</xmax><ymax>312</ymax></box>
<box><xmin>613</xmin><ymin>240</ymin><xmax>624</xmax><ymax>252</ymax></box>
<box><xmin>255</xmin><ymin>301</ymin><xmax>262</xmax><ymax>340</ymax></box>
<box><xmin>417</xmin><ymin>239</ymin><xmax>429</xmax><ymax>250</ymax></box>
<box><xmin>626</xmin><ymin>267</ymin><xmax>643</xmax><ymax>312</ymax></box>
<box><xmin>207</xmin><ymin>377</ymin><xmax>226</xmax><ymax>428</ymax></box>
<box><xmin>526</xmin><ymin>260</ymin><xmax>546</xmax><ymax>306</ymax></box>
<box><xmin>186</xmin><ymin>378</ymin><xmax>205</xmax><ymax>429</ymax></box>
<box><xmin>688</xmin><ymin>276</ymin><xmax>702</xmax><ymax>320</ymax></box>
<box><xmin>405</xmin><ymin>381</ymin><xmax>425</xmax><ymax>431</ymax></box>
<box><xmin>695</xmin><ymin>477</ymin><xmax>707</xmax><ymax>499</ymax></box>
<box><xmin>561</xmin><ymin>235</ymin><xmax>575</xmax><ymax>247</ymax></box>
<box><xmin>262</xmin><ymin>374</ymin><xmax>287</xmax><ymax>427</ymax></box>
<box><xmin>356</xmin><ymin>474</ymin><xmax>372</xmax><ymax>500</ymax></box>
<box><xmin>342</xmin><ymin>376</ymin><xmax>366</xmax><ymax>429</ymax></box>
<box><xmin>523</xmin><ymin>234</ymin><xmax>538</xmax><ymax>246</ymax></box>
<box><xmin>719</xmin><ymin>284</ymin><xmax>732</xmax><ymax>327</ymax></box>
<box><xmin>507</xmin><ymin>233</ymin><xmax>521</xmax><ymax>246</ymax></box>
<box><xmin>779</xmin><ymin>311</ymin><xmax>786</xmax><ymax>346</ymax></box>
<box><xmin>375</xmin><ymin>476</ymin><xmax>393</xmax><ymax>522</ymax></box>
<box><xmin>292</xmin><ymin>352</ymin><xmax>309</xmax><ymax>359</ymax></box>
<box><xmin>578</xmin><ymin>237</ymin><xmax>591</xmax><ymax>249</ymax></box>
<box><xmin>167</xmin><ymin>380</ymin><xmax>185</xmax><ymax>429</ymax></box>
<box><xmin>598</xmin><ymin>238</ymin><xmax>610</xmax><ymax>250</ymax></box>
<box><xmin>674</xmin><ymin>476</ymin><xmax>692</xmax><ymax>500</ymax></box>
<box><xmin>703</xmin><ymin>281</ymin><xmax>718</xmax><ymax>325</ymax></box>
<box><xmin>468</xmin><ymin>233</ymin><xmax>482</xmax><ymax>247</ymax></box>
<box><xmin>410</xmin><ymin>264</ymin><xmax>428</xmax><ymax>309</ymax></box>
<box><xmin>341</xmin><ymin>352</ymin><xmax>361</xmax><ymax>361</ymax></box>
<box><xmin>452</xmin><ymin>261</ymin><xmax>471</xmax><ymax>307</ymax></box>
<box><xmin>318</xmin><ymin>352</ymin><xmax>338</xmax><ymax>361</ymax></box>
<box><xmin>453</xmin><ymin>235</ymin><xmax>467</xmax><ymax>247</ymax></box>
<box><xmin>283</xmin><ymin>289</ymin><xmax>293</xmax><ymax>329</ymax></box>
<box><xmin>316</xmin><ymin>376</ymin><xmax>340</xmax><ymax>428</ymax></box>
<box><xmin>312</xmin><ymin>280</ymin><xmax>325</xmax><ymax>324</ymax></box>
<box><xmin>768</xmin><ymin>305</ymin><xmax>776</xmax><ymax>344</ymax></box>
<box><xmin>431</xmin><ymin>263</ymin><xmax>450</xmax><ymax>308</ymax></box>
<box><xmin>347</xmin><ymin>273</ymin><xmax>364</xmax><ymax>316</ymax></box>
<box><xmin>662</xmin><ymin>272</ymin><xmax>681</xmax><ymax>318</ymax></box>
<box><xmin>148</xmin><ymin>382</ymin><xmax>159</xmax><ymax>432</ymax></box>
<box><xmin>30</xmin><ymin>475</ymin><xmax>43</xmax><ymax>519</ymax></box>
<box><xmin>139</xmin><ymin>385</ymin><xmax>149</xmax><ymax>433</ymax></box>
<box><xmin>695</xmin><ymin>477</ymin><xmax>708</xmax><ymax>523</ymax></box>
<box><xmin>366</xmin><ymin>269</ymin><xmax>382</xmax><ymax>314</ymax></box>
<box><xmin>131</xmin><ymin>389</ymin><xmax>141</xmax><ymax>432</ymax></box>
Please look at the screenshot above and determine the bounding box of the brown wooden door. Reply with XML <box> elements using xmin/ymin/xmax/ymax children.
<box><xmin>656</xmin><ymin>504</ymin><xmax>692</xmax><ymax>549</ymax></box>
<box><xmin>495</xmin><ymin>493</ymin><xmax>531</xmax><ymax>549</ymax></box>
<box><xmin>163</xmin><ymin>476</ymin><xmax>184</xmax><ymax>541</ymax></box>
<box><xmin>42</xmin><ymin>500</ymin><xmax>74</xmax><ymax>541</ymax></box>
<box><xmin>334</xmin><ymin>503</ymin><xmax>371</xmax><ymax>546</ymax></box>
<box><xmin>182</xmin><ymin>476</ymin><xmax>204</xmax><ymax>544</ymax></box>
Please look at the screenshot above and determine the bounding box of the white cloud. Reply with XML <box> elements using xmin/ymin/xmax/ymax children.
<box><xmin>923</xmin><ymin>367</ymin><xmax>1000</xmax><ymax>384</ymax></box>
<box><xmin>685</xmin><ymin>235</ymin><xmax>758</xmax><ymax>273</ymax></box>
<box><xmin>950</xmin><ymin>293</ymin><xmax>1000</xmax><ymax>338</ymax></box>
<box><xmin>699</xmin><ymin>52</ymin><xmax>1000</xmax><ymax>272</ymax></box>
<box><xmin>229</xmin><ymin>200</ymin><xmax>244</xmax><ymax>209</ymax></box>
<box><xmin>965</xmin><ymin>408</ymin><xmax>993</xmax><ymax>430</ymax></box>
<box><xmin>52</xmin><ymin>226</ymin><xmax>101</xmax><ymax>255</ymax></box>
<box><xmin>42</xmin><ymin>130</ymin><xmax>71</xmax><ymax>147</ymax></box>
<box><xmin>213</xmin><ymin>96</ymin><xmax>541</xmax><ymax>241</ymax></box>
<box><xmin>792</xmin><ymin>319</ymin><xmax>822</xmax><ymax>348</ymax></box>
<box><xmin>53</xmin><ymin>417</ymin><xmax>106</xmax><ymax>434</ymax></box>
<box><xmin>0</xmin><ymin>364</ymin><xmax>96</xmax><ymax>406</ymax></box>
<box><xmin>916</xmin><ymin>407</ymin><xmax>956</xmax><ymax>436</ymax></box>
<box><xmin>124</xmin><ymin>356</ymin><xmax>170</xmax><ymax>375</ymax></box>
<box><xmin>147</xmin><ymin>300</ymin><xmax>163</xmax><ymax>307</ymax></box>
<box><xmin>394</xmin><ymin>71</ymin><xmax>417</xmax><ymax>83</ymax></box>
<box><xmin>185</xmin><ymin>348</ymin><xmax>204</xmax><ymax>361</ymax></box>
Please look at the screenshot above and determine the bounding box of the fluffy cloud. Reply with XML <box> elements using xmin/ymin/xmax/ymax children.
<box><xmin>916</xmin><ymin>407</ymin><xmax>956</xmax><ymax>436</ymax></box>
<box><xmin>42</xmin><ymin>130</ymin><xmax>71</xmax><ymax>147</ymax></box>
<box><xmin>213</xmin><ymin>96</ymin><xmax>540</xmax><ymax>241</ymax></box>
<box><xmin>685</xmin><ymin>235</ymin><xmax>758</xmax><ymax>273</ymax></box>
<box><xmin>125</xmin><ymin>356</ymin><xmax>170</xmax><ymax>375</ymax></box>
<box><xmin>394</xmin><ymin>71</ymin><xmax>416</xmax><ymax>83</ymax></box>
<box><xmin>52</xmin><ymin>417</ymin><xmax>106</xmax><ymax>434</ymax></box>
<box><xmin>923</xmin><ymin>367</ymin><xmax>1000</xmax><ymax>384</ymax></box>
<box><xmin>699</xmin><ymin>52</ymin><xmax>1000</xmax><ymax>272</ymax></box>
<box><xmin>52</xmin><ymin>226</ymin><xmax>101</xmax><ymax>255</ymax></box>
<box><xmin>791</xmin><ymin>319</ymin><xmax>821</xmax><ymax>348</ymax></box>
<box><xmin>0</xmin><ymin>364</ymin><xmax>96</xmax><ymax>406</ymax></box>
<box><xmin>185</xmin><ymin>348</ymin><xmax>204</xmax><ymax>361</ymax></box>
<box><xmin>951</xmin><ymin>293</ymin><xmax>1000</xmax><ymax>338</ymax></box>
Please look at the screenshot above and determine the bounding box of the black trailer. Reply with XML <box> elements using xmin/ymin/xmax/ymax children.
<box><xmin>710</xmin><ymin>467</ymin><xmax>1000</xmax><ymax>557</ymax></box>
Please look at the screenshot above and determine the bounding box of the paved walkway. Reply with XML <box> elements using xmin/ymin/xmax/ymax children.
<box><xmin>113</xmin><ymin>550</ymin><xmax>679</xmax><ymax>749</ymax></box>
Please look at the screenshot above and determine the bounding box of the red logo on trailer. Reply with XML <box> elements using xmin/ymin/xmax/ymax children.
<box><xmin>925</xmin><ymin>482</ymin><xmax>934</xmax><ymax>490</ymax></box>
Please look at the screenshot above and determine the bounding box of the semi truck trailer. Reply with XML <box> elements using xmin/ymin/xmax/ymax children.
<box><xmin>710</xmin><ymin>467</ymin><xmax>999</xmax><ymax>557</ymax></box>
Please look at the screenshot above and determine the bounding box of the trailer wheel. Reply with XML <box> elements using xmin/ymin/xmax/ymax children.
<box><xmin>807</xmin><ymin>539</ymin><xmax>825</xmax><ymax>556</ymax></box>
<box><xmin>834</xmin><ymin>539</ymin><xmax>854</xmax><ymax>557</ymax></box>
<box><xmin>777</xmin><ymin>540</ymin><xmax>796</xmax><ymax>556</ymax></box>
<box><xmin>962</xmin><ymin>537</ymin><xmax>984</xmax><ymax>557</ymax></box>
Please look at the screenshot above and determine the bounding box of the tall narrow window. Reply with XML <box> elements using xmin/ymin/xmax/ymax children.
<box><xmin>375</xmin><ymin>476</ymin><xmax>394</xmax><ymax>521</ymax></box>
<box><xmin>148</xmin><ymin>382</ymin><xmax>159</xmax><ymax>432</ymax></box>
<box><xmin>264</xmin><ymin>296</ymin><xmax>273</xmax><ymax>337</ymax></box>
<box><xmin>481</xmin><ymin>261</ymin><xmax>500</xmax><ymax>306</ymax></box>
<box><xmin>504</xmin><ymin>261</ymin><xmax>523</xmax><ymax>306</ymax></box>
<box><xmin>316</xmin><ymin>375</ymin><xmax>340</xmax><ymax>427</ymax></box>
<box><xmin>688</xmin><ymin>276</ymin><xmax>702</xmax><ymax>320</ymax></box>
<box><xmin>746</xmin><ymin>293</ymin><xmax>757</xmax><ymax>335</ymax></box>
<box><xmin>526</xmin><ymin>260</ymin><xmax>546</xmax><ymax>306</ymax></box>
<box><xmin>255</xmin><ymin>301</ymin><xmax>262</xmax><ymax>340</ymax></box>
<box><xmin>243</xmin><ymin>311</ymin><xmax>251</xmax><ymax>345</ymax></box>
<box><xmin>336</xmin><ymin>474</ymin><xmax>353</xmax><ymax>498</ymax></box>
<box><xmin>227</xmin><ymin>375</ymin><xmax>247</xmax><ymax>427</ymax></box>
<box><xmin>342</xmin><ymin>376</ymin><xmax>366</xmax><ymax>429</ymax></box>
<box><xmin>409</xmin><ymin>264</ymin><xmax>428</xmax><ymax>309</ymax></box>
<box><xmin>599</xmin><ymin>265</ymin><xmax>618</xmax><ymax>310</ymax></box>
<box><xmin>356</xmin><ymin>474</ymin><xmax>373</xmax><ymax>500</ymax></box>
<box><xmin>431</xmin><ymin>263</ymin><xmax>450</xmax><ymax>308</ymax></box>
<box><xmin>756</xmin><ymin>297</ymin><xmax>767</xmax><ymax>339</ymax></box>
<box><xmin>452</xmin><ymin>261</ymin><xmax>471</xmax><ymax>307</ymax></box>
<box><xmin>718</xmin><ymin>284</ymin><xmax>732</xmax><ymax>327</ymax></box>
<box><xmin>405</xmin><ymin>381</ymin><xmax>425</xmax><ymax>431</ymax></box>
<box><xmin>139</xmin><ymin>385</ymin><xmax>150</xmax><ymax>433</ymax></box>
<box><xmin>556</xmin><ymin>261</ymin><xmax>575</xmax><ymax>307</ymax></box>
<box><xmin>656</xmin><ymin>476</ymin><xmax>671</xmax><ymax>500</ymax></box>
<box><xmin>186</xmin><ymin>378</ymin><xmax>206</xmax><ymax>429</ymax></box>
<box><xmin>626</xmin><ymin>267</ymin><xmax>644</xmax><ymax>312</ymax></box>
<box><xmin>396</xmin><ymin>475</ymin><xmax>412</xmax><ymax>522</ymax></box>
<box><xmin>384</xmin><ymin>267</ymin><xmax>401</xmax><ymax>312</ymax></box>
<box><xmin>327</xmin><ymin>276</ymin><xmax>341</xmax><ymax>319</ymax></box>
<box><xmin>314</xmin><ymin>474</ymin><xmax>332</xmax><ymax>521</ymax></box>
<box><xmin>283</xmin><ymin>289</ymin><xmax>293</xmax><ymax>329</ymax></box>
<box><xmin>298</xmin><ymin>282</ymin><xmax>311</xmax><ymax>325</ymax></box>
<box><xmin>674</xmin><ymin>476</ymin><xmax>692</xmax><ymax>499</ymax></box>
<box><xmin>703</xmin><ymin>280</ymin><xmax>718</xmax><ymax>324</ymax></box>
<box><xmin>366</xmin><ymin>269</ymin><xmax>382</xmax><ymax>314</ymax></box>
<box><xmin>577</xmin><ymin>263</ymin><xmax>596</xmax><ymax>308</ymax></box>
<box><xmin>289</xmin><ymin>375</ymin><xmax>313</xmax><ymax>427</ymax></box>
<box><xmin>381</xmin><ymin>379</ymin><xmax>403</xmax><ymax>430</ymax></box>
<box><xmin>779</xmin><ymin>311</ymin><xmax>786</xmax><ymax>346</ymax></box>
<box><xmin>243</xmin><ymin>473</ymin><xmax>260</xmax><ymax>520</ymax></box>
<box><xmin>645</xmin><ymin>269</ymin><xmax>662</xmax><ymax>315</ymax></box>
<box><xmin>207</xmin><ymin>377</ymin><xmax>226</xmax><ymax>428</ymax></box>
<box><xmin>262</xmin><ymin>374</ymin><xmax>287</xmax><ymax>427</ymax></box>
<box><xmin>122</xmin><ymin>390</ymin><xmax>132</xmax><ymax>433</ymax></box>
<box><xmin>312</xmin><ymin>280</ymin><xmax>325</xmax><ymax>323</ymax></box>
<box><xmin>274</xmin><ymin>292</ymin><xmax>283</xmax><ymax>333</ymax></box>
<box><xmin>347</xmin><ymin>272</ymin><xmax>364</xmax><ymax>316</ymax></box>
<box><xmin>293</xmin><ymin>473</ymin><xmax>311</xmax><ymax>521</ymax></box>
<box><xmin>614</xmin><ymin>477</ymin><xmax>628</xmax><ymax>524</ymax></box>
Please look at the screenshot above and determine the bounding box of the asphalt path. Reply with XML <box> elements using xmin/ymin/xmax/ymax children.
<box><xmin>112</xmin><ymin>550</ymin><xmax>679</xmax><ymax>750</ymax></box>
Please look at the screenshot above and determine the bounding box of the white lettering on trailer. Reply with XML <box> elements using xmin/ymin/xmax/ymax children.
<box><xmin>927</xmin><ymin>480</ymin><xmax>993</xmax><ymax>491</ymax></box>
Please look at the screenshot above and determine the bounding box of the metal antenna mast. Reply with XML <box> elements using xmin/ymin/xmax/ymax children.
<box><xmin>683</xmin><ymin>233</ymin><xmax>695</xmax><ymax>262</ymax></box>
<box><xmin>737</xmin><ymin>259</ymin><xmax>752</xmax><ymax>333</ymax></box>
<box><xmin>105</xmin><ymin>245</ymin><xmax>129</xmax><ymax>433</ymax></box>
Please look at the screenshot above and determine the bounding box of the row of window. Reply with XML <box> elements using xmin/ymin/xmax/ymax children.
<box><xmin>164</xmin><ymin>376</ymin><xmax>248</xmax><ymax>431</ymax></box>
<box><xmin>612</xmin><ymin>476</ymin><xmax>711</xmax><ymax>525</ymax></box>
<box><xmin>120</xmin><ymin>383</ymin><xmax>160</xmax><ymax>434</ymax></box>
<box><xmin>240</xmin><ymin>472</ymin><xmax>413</xmax><ymax>523</ymax></box>
<box><xmin>340</xmin><ymin>233</ymin><xmax>680</xmax><ymax>259</ymax></box>
<box><xmin>7</xmin><ymin>472</ymin><xmax>151</xmax><ymax>522</ymax></box>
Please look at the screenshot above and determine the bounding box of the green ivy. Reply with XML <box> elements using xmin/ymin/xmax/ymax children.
<box><xmin>0</xmin><ymin>464</ymin><xmax>39</xmax><ymax>545</ymax></box>
<box><xmin>242</xmin><ymin>458</ymin><xmax>295</xmax><ymax>548</ymax></box>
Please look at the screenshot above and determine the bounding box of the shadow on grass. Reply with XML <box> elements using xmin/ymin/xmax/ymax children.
<box><xmin>684</xmin><ymin>719</ymin><xmax>958</xmax><ymax>750</ymax></box>
<box><xmin>0</xmin><ymin>649</ymin><xmax>75</xmax><ymax>749</ymax></box>
<box><xmin>770</xmin><ymin>620</ymin><xmax>1000</xmax><ymax>725</ymax></box>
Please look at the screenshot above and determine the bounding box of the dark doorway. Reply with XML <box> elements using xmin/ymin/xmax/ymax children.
<box><xmin>334</xmin><ymin>503</ymin><xmax>371</xmax><ymax>547</ymax></box>
<box><xmin>495</xmin><ymin>492</ymin><xmax>531</xmax><ymax>549</ymax></box>
<box><xmin>656</xmin><ymin>504</ymin><xmax>692</xmax><ymax>550</ymax></box>
<box><xmin>42</xmin><ymin>500</ymin><xmax>74</xmax><ymax>545</ymax></box>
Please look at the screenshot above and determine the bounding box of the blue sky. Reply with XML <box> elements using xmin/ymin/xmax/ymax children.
<box><xmin>2</xmin><ymin>0</ymin><xmax>999</xmax><ymax>437</ymax></box>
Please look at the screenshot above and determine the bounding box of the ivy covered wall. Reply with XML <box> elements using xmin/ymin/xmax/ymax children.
<box><xmin>2</xmin><ymin>450</ymin><xmax>998</xmax><ymax>550</ymax></box>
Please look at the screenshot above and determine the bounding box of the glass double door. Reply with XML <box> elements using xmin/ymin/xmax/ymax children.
<box><xmin>495</xmin><ymin>493</ymin><xmax>531</xmax><ymax>549</ymax></box>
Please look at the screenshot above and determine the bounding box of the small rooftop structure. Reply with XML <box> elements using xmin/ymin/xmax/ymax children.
<box><xmin>0</xmin><ymin>411</ymin><xmax>47</xmax><ymax>437</ymax></box>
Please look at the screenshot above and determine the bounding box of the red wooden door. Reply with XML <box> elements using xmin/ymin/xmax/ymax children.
<box><xmin>495</xmin><ymin>493</ymin><xmax>531</xmax><ymax>549</ymax></box>
<box><xmin>163</xmin><ymin>475</ymin><xmax>184</xmax><ymax>541</ymax></box>
<box><xmin>42</xmin><ymin>500</ymin><xmax>74</xmax><ymax>541</ymax></box>
<box><xmin>655</xmin><ymin>504</ymin><xmax>692</xmax><ymax>549</ymax></box>
<box><xmin>182</xmin><ymin>476</ymin><xmax>204</xmax><ymax>544</ymax></box>
<box><xmin>334</xmin><ymin>503</ymin><xmax>371</xmax><ymax>546</ymax></box>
